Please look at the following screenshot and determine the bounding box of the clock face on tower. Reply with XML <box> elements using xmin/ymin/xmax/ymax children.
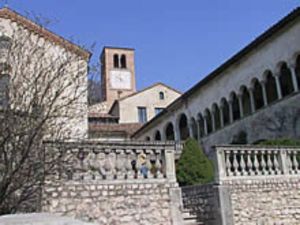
<box><xmin>110</xmin><ymin>70</ymin><xmax>132</xmax><ymax>90</ymax></box>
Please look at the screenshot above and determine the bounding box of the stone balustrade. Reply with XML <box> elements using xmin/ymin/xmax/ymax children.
<box><xmin>213</xmin><ymin>145</ymin><xmax>300</xmax><ymax>182</ymax></box>
<box><xmin>44</xmin><ymin>140</ymin><xmax>179</xmax><ymax>183</ymax></box>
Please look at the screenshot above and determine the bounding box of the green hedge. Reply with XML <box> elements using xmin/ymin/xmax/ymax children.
<box><xmin>256</xmin><ymin>138</ymin><xmax>300</xmax><ymax>146</ymax></box>
<box><xmin>176</xmin><ymin>138</ymin><xmax>214</xmax><ymax>186</ymax></box>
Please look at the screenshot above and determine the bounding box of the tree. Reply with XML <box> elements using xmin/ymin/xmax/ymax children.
<box><xmin>176</xmin><ymin>138</ymin><xmax>214</xmax><ymax>186</ymax></box>
<box><xmin>0</xmin><ymin>8</ymin><xmax>90</xmax><ymax>214</ymax></box>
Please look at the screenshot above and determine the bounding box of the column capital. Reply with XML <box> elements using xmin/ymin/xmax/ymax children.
<box><xmin>287</xmin><ymin>61</ymin><xmax>296</xmax><ymax>69</ymax></box>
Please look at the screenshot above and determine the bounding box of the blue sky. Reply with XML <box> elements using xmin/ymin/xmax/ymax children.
<box><xmin>3</xmin><ymin>1</ymin><xmax>300</xmax><ymax>92</ymax></box>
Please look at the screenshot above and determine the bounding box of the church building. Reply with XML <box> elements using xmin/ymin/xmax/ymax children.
<box><xmin>89</xmin><ymin>47</ymin><xmax>181</xmax><ymax>140</ymax></box>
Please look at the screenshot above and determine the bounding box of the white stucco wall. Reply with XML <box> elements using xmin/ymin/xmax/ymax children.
<box><xmin>116</xmin><ymin>84</ymin><xmax>181</xmax><ymax>123</ymax></box>
<box><xmin>133</xmin><ymin>15</ymin><xmax>300</xmax><ymax>147</ymax></box>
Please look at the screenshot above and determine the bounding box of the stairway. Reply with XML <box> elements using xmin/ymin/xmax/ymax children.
<box><xmin>181</xmin><ymin>209</ymin><xmax>199</xmax><ymax>225</ymax></box>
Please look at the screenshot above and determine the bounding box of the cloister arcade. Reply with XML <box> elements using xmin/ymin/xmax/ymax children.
<box><xmin>145</xmin><ymin>55</ymin><xmax>300</xmax><ymax>143</ymax></box>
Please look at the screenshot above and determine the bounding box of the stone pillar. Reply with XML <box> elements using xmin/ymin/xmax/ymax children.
<box><xmin>211</xmin><ymin>111</ymin><xmax>216</xmax><ymax>132</ymax></box>
<box><xmin>161</xmin><ymin>129</ymin><xmax>166</xmax><ymax>141</ymax></box>
<box><xmin>204</xmin><ymin>116</ymin><xmax>208</xmax><ymax>136</ymax></box>
<box><xmin>289</xmin><ymin>63</ymin><xmax>299</xmax><ymax>92</ymax></box>
<box><xmin>228</xmin><ymin>100</ymin><xmax>233</xmax><ymax>123</ymax></box>
<box><xmin>249</xmin><ymin>87</ymin><xmax>256</xmax><ymax>113</ymax></box>
<box><xmin>165</xmin><ymin>148</ymin><xmax>176</xmax><ymax>182</ymax></box>
<box><xmin>237</xmin><ymin>94</ymin><xmax>244</xmax><ymax>118</ymax></box>
<box><xmin>274</xmin><ymin>74</ymin><xmax>283</xmax><ymax>99</ymax></box>
<box><xmin>188</xmin><ymin>119</ymin><xmax>193</xmax><ymax>139</ymax></box>
<box><xmin>219</xmin><ymin>106</ymin><xmax>224</xmax><ymax>128</ymax></box>
<box><xmin>261</xmin><ymin>80</ymin><xmax>268</xmax><ymax>106</ymax></box>
<box><xmin>196</xmin><ymin>119</ymin><xmax>201</xmax><ymax>141</ymax></box>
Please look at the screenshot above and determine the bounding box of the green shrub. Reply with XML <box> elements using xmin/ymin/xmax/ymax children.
<box><xmin>176</xmin><ymin>138</ymin><xmax>214</xmax><ymax>186</ymax></box>
<box><xmin>256</xmin><ymin>138</ymin><xmax>300</xmax><ymax>146</ymax></box>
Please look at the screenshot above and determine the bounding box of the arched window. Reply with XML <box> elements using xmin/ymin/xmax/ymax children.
<box><xmin>178</xmin><ymin>114</ymin><xmax>189</xmax><ymax>141</ymax></box>
<box><xmin>154</xmin><ymin>130</ymin><xmax>162</xmax><ymax>141</ymax></box>
<box><xmin>113</xmin><ymin>54</ymin><xmax>119</xmax><ymax>68</ymax></box>
<box><xmin>0</xmin><ymin>74</ymin><xmax>10</xmax><ymax>108</ymax></box>
<box><xmin>165</xmin><ymin>123</ymin><xmax>175</xmax><ymax>140</ymax></box>
<box><xmin>221</xmin><ymin>98</ymin><xmax>230</xmax><ymax>126</ymax></box>
<box><xmin>252</xmin><ymin>79</ymin><xmax>264</xmax><ymax>110</ymax></box>
<box><xmin>279</xmin><ymin>63</ymin><xmax>294</xmax><ymax>97</ymax></box>
<box><xmin>120</xmin><ymin>54</ymin><xmax>127</xmax><ymax>68</ymax></box>
<box><xmin>231</xmin><ymin>92</ymin><xmax>240</xmax><ymax>121</ymax></box>
<box><xmin>204</xmin><ymin>109</ymin><xmax>212</xmax><ymax>134</ymax></box>
<box><xmin>241</xmin><ymin>86</ymin><xmax>251</xmax><ymax>116</ymax></box>
<box><xmin>295</xmin><ymin>55</ymin><xmax>300</xmax><ymax>88</ymax></box>
<box><xmin>198</xmin><ymin>113</ymin><xmax>205</xmax><ymax>138</ymax></box>
<box><xmin>0</xmin><ymin>35</ymin><xmax>12</xmax><ymax>50</ymax></box>
<box><xmin>212</xmin><ymin>104</ymin><xmax>221</xmax><ymax>130</ymax></box>
<box><xmin>159</xmin><ymin>91</ymin><xmax>165</xmax><ymax>100</ymax></box>
<box><xmin>191</xmin><ymin>117</ymin><xmax>198</xmax><ymax>140</ymax></box>
<box><xmin>265</xmin><ymin>71</ymin><xmax>278</xmax><ymax>104</ymax></box>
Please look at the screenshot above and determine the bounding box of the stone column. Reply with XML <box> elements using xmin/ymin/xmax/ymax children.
<box><xmin>196</xmin><ymin>119</ymin><xmax>201</xmax><ymax>141</ymax></box>
<box><xmin>288</xmin><ymin>63</ymin><xmax>299</xmax><ymax>92</ymax></box>
<box><xmin>228</xmin><ymin>100</ymin><xmax>233</xmax><ymax>123</ymax></box>
<box><xmin>261</xmin><ymin>80</ymin><xmax>268</xmax><ymax>106</ymax></box>
<box><xmin>188</xmin><ymin>119</ymin><xmax>193</xmax><ymax>139</ymax></box>
<box><xmin>204</xmin><ymin>116</ymin><xmax>208</xmax><ymax>136</ymax></box>
<box><xmin>237</xmin><ymin>94</ymin><xmax>244</xmax><ymax>118</ymax></box>
<box><xmin>165</xmin><ymin>148</ymin><xmax>176</xmax><ymax>182</ymax></box>
<box><xmin>219</xmin><ymin>106</ymin><xmax>224</xmax><ymax>128</ymax></box>
<box><xmin>211</xmin><ymin>111</ymin><xmax>216</xmax><ymax>132</ymax></box>
<box><xmin>249</xmin><ymin>87</ymin><xmax>256</xmax><ymax>113</ymax></box>
<box><xmin>274</xmin><ymin>74</ymin><xmax>283</xmax><ymax>99</ymax></box>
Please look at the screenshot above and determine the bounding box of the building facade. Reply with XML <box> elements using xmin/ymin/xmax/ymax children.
<box><xmin>0</xmin><ymin>8</ymin><xmax>90</xmax><ymax>139</ymax></box>
<box><xmin>132</xmin><ymin>8</ymin><xmax>300</xmax><ymax>152</ymax></box>
<box><xmin>89</xmin><ymin>47</ymin><xmax>181</xmax><ymax>139</ymax></box>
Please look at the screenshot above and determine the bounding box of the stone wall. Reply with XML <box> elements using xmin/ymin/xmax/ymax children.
<box><xmin>228</xmin><ymin>177</ymin><xmax>300</xmax><ymax>225</ymax></box>
<box><xmin>41</xmin><ymin>140</ymin><xmax>183</xmax><ymax>225</ymax></box>
<box><xmin>42</xmin><ymin>180</ymin><xmax>179</xmax><ymax>225</ymax></box>
<box><xmin>181</xmin><ymin>184</ymin><xmax>220</xmax><ymax>225</ymax></box>
<box><xmin>180</xmin><ymin>145</ymin><xmax>300</xmax><ymax>225</ymax></box>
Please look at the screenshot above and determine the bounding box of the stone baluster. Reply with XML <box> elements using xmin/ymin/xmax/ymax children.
<box><xmin>104</xmin><ymin>152</ymin><xmax>115</xmax><ymax>180</ymax></box>
<box><xmin>253</xmin><ymin>151</ymin><xmax>260</xmax><ymax>175</ymax></box>
<box><xmin>125</xmin><ymin>150</ymin><xmax>134</xmax><ymax>179</ymax></box>
<box><xmin>273</xmin><ymin>152</ymin><xmax>280</xmax><ymax>175</ymax></box>
<box><xmin>115</xmin><ymin>150</ymin><xmax>126</xmax><ymax>179</ymax></box>
<box><xmin>260</xmin><ymin>151</ymin><xmax>267</xmax><ymax>175</ymax></box>
<box><xmin>240</xmin><ymin>150</ymin><xmax>246</xmax><ymax>176</ymax></box>
<box><xmin>145</xmin><ymin>149</ymin><xmax>153</xmax><ymax>178</ymax></box>
<box><xmin>291</xmin><ymin>150</ymin><xmax>299</xmax><ymax>174</ymax></box>
<box><xmin>266</xmin><ymin>151</ymin><xmax>273</xmax><ymax>175</ymax></box>
<box><xmin>246</xmin><ymin>150</ymin><xmax>254</xmax><ymax>176</ymax></box>
<box><xmin>232</xmin><ymin>150</ymin><xmax>240</xmax><ymax>176</ymax></box>
<box><xmin>225</xmin><ymin>150</ymin><xmax>232</xmax><ymax>177</ymax></box>
<box><xmin>278</xmin><ymin>149</ymin><xmax>289</xmax><ymax>175</ymax></box>
<box><xmin>155</xmin><ymin>150</ymin><xmax>163</xmax><ymax>178</ymax></box>
<box><xmin>286</xmin><ymin>150</ymin><xmax>293</xmax><ymax>174</ymax></box>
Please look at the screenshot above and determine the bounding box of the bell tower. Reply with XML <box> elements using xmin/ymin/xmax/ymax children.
<box><xmin>100</xmin><ymin>47</ymin><xmax>136</xmax><ymax>108</ymax></box>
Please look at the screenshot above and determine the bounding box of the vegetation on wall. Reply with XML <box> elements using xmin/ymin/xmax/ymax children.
<box><xmin>176</xmin><ymin>138</ymin><xmax>214</xmax><ymax>186</ymax></box>
<box><xmin>256</xmin><ymin>138</ymin><xmax>300</xmax><ymax>146</ymax></box>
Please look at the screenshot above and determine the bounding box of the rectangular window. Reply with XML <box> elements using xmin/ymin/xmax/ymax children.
<box><xmin>138</xmin><ymin>107</ymin><xmax>147</xmax><ymax>123</ymax></box>
<box><xmin>155</xmin><ymin>107</ymin><xmax>164</xmax><ymax>115</ymax></box>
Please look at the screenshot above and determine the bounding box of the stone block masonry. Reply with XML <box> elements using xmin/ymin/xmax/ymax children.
<box><xmin>42</xmin><ymin>180</ymin><xmax>178</xmax><ymax>225</ymax></box>
<box><xmin>229</xmin><ymin>177</ymin><xmax>300</xmax><ymax>225</ymax></box>
<box><xmin>41</xmin><ymin>140</ymin><xmax>183</xmax><ymax>225</ymax></box>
